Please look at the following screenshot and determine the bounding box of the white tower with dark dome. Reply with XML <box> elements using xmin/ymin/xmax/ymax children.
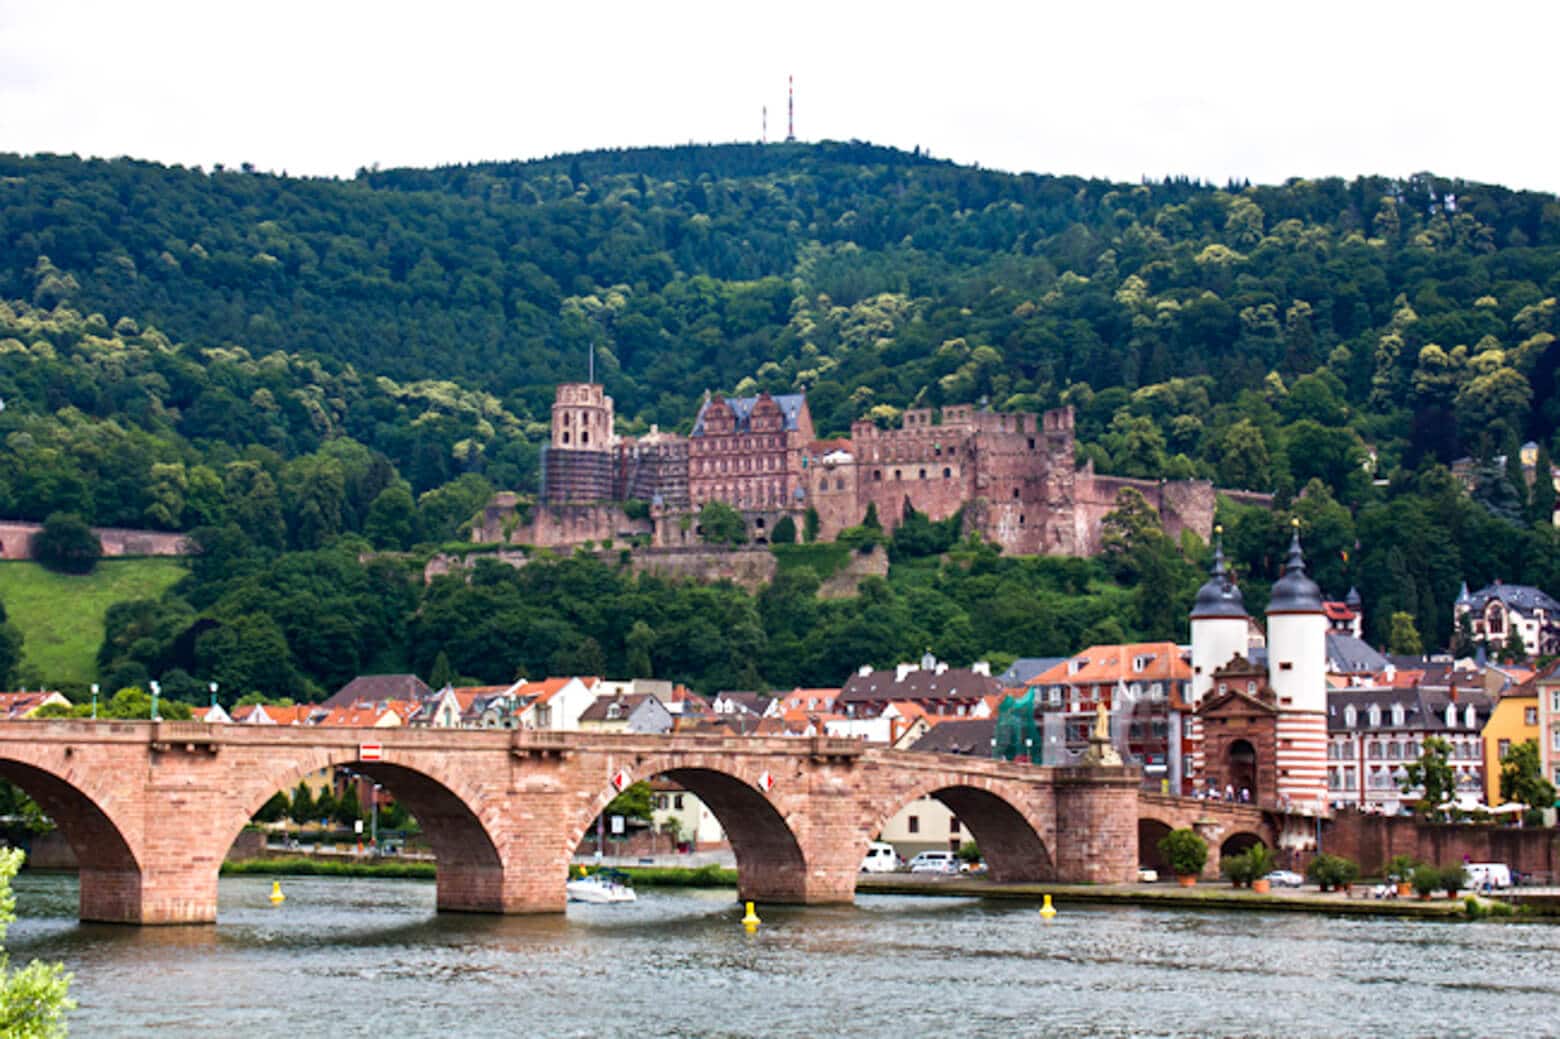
<box><xmin>1265</xmin><ymin>522</ymin><xmax>1329</xmax><ymax>812</ymax></box>
<box><xmin>1188</xmin><ymin>527</ymin><xmax>1249</xmax><ymax>785</ymax></box>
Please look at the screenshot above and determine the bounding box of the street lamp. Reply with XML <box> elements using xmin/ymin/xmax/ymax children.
<box><xmin>90</xmin><ymin>683</ymin><xmax>99</xmax><ymax>720</ymax></box>
<box><xmin>149</xmin><ymin>680</ymin><xmax>160</xmax><ymax>721</ymax></box>
<box><xmin>371</xmin><ymin>783</ymin><xmax>381</xmax><ymax>849</ymax></box>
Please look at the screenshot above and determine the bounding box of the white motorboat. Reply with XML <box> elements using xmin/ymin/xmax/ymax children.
<box><xmin>566</xmin><ymin>870</ymin><xmax>637</xmax><ymax>904</ymax></box>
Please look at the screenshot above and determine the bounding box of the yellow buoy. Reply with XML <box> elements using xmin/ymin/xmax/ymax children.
<box><xmin>1039</xmin><ymin>893</ymin><xmax>1056</xmax><ymax>919</ymax></box>
<box><xmin>269</xmin><ymin>880</ymin><xmax>286</xmax><ymax>905</ymax></box>
<box><xmin>741</xmin><ymin>900</ymin><xmax>761</xmax><ymax>930</ymax></box>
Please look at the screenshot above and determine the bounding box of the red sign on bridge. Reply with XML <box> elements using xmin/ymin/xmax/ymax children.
<box><xmin>359</xmin><ymin>743</ymin><xmax>383</xmax><ymax>762</ymax></box>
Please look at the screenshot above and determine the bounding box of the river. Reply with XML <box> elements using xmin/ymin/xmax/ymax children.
<box><xmin>6</xmin><ymin>874</ymin><xmax>1554</xmax><ymax>1037</ymax></box>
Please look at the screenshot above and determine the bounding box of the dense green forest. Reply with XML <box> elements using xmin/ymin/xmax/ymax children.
<box><xmin>0</xmin><ymin>143</ymin><xmax>1556</xmax><ymax>700</ymax></box>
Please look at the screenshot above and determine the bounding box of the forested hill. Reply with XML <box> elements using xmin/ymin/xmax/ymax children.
<box><xmin>4</xmin><ymin>143</ymin><xmax>1558</xmax><ymax>456</ymax></box>
<box><xmin>1</xmin><ymin>143</ymin><xmax>1558</xmax><ymax>678</ymax></box>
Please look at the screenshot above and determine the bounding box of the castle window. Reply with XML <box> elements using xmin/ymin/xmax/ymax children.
<box><xmin>894</xmin><ymin>469</ymin><xmax>902</xmax><ymax>481</ymax></box>
<box><xmin>836</xmin><ymin>478</ymin><xmax>846</xmax><ymax>491</ymax></box>
<box><xmin>581</xmin><ymin>431</ymin><xmax>590</xmax><ymax>445</ymax></box>
<box><xmin>943</xmin><ymin>468</ymin><xmax>951</xmax><ymax>479</ymax></box>
<box><xmin>562</xmin><ymin>432</ymin><xmax>571</xmax><ymax>444</ymax></box>
<box><xmin>1012</xmin><ymin>487</ymin><xmax>1020</xmax><ymax>499</ymax></box>
<box><xmin>918</xmin><ymin>468</ymin><xmax>926</xmax><ymax>479</ymax></box>
<box><xmin>563</xmin><ymin>413</ymin><xmax>572</xmax><ymax>425</ymax></box>
<box><xmin>1029</xmin><ymin>437</ymin><xmax>1036</xmax><ymax>450</ymax></box>
<box><xmin>873</xmin><ymin>470</ymin><xmax>882</xmax><ymax>481</ymax></box>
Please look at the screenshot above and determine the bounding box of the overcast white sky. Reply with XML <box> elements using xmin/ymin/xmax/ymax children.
<box><xmin>2</xmin><ymin>0</ymin><xmax>1555</xmax><ymax>192</ymax></box>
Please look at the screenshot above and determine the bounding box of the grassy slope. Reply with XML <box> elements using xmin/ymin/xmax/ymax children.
<box><xmin>0</xmin><ymin>558</ymin><xmax>186</xmax><ymax>687</ymax></box>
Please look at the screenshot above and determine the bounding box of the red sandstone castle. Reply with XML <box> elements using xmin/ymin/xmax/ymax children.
<box><xmin>481</xmin><ymin>382</ymin><xmax>1266</xmax><ymax>554</ymax></box>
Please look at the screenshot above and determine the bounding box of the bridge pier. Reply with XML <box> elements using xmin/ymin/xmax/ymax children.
<box><xmin>1053</xmin><ymin>765</ymin><xmax>1139</xmax><ymax>884</ymax></box>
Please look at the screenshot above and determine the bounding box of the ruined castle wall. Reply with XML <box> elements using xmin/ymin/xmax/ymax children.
<box><xmin>804</xmin><ymin>457</ymin><xmax>860</xmax><ymax>541</ymax></box>
<box><xmin>849</xmin><ymin>419</ymin><xmax>979</xmax><ymax>533</ymax></box>
<box><xmin>529</xmin><ymin>504</ymin><xmax>651</xmax><ymax>548</ymax></box>
<box><xmin>1075</xmin><ymin>473</ymin><xmax>1221</xmax><ymax>554</ymax></box>
<box><xmin>0</xmin><ymin>522</ymin><xmax>190</xmax><ymax>561</ymax></box>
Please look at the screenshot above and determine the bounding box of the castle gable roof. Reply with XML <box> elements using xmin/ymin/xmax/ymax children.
<box><xmin>692</xmin><ymin>393</ymin><xmax>807</xmax><ymax>436</ymax></box>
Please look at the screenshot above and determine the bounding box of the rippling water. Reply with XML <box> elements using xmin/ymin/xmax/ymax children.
<box><xmin>6</xmin><ymin>874</ymin><xmax>1555</xmax><ymax>1038</ymax></box>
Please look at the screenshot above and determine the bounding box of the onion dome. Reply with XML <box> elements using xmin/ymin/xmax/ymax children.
<box><xmin>1267</xmin><ymin>525</ymin><xmax>1324</xmax><ymax>615</ymax></box>
<box><xmin>1190</xmin><ymin>528</ymin><xmax>1248</xmax><ymax>620</ymax></box>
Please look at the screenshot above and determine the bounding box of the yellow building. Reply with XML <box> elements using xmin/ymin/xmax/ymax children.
<box><xmin>1482</xmin><ymin>690</ymin><xmax>1540</xmax><ymax>805</ymax></box>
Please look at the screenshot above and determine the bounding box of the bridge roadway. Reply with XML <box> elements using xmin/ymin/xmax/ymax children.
<box><xmin>0</xmin><ymin>721</ymin><xmax>1272</xmax><ymax>924</ymax></box>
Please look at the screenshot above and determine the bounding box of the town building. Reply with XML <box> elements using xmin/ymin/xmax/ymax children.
<box><xmin>1454</xmin><ymin>581</ymin><xmax>1560</xmax><ymax>658</ymax></box>
<box><xmin>490</xmin><ymin>381</ymin><xmax>1272</xmax><ymax>556</ymax></box>
<box><xmin>838</xmin><ymin>656</ymin><xmax>1000</xmax><ymax>718</ymax></box>
<box><xmin>578</xmin><ymin>691</ymin><xmax>674</xmax><ymax>734</ymax></box>
<box><xmin>1480</xmin><ymin>684</ymin><xmax>1540</xmax><ymax>806</ymax></box>
<box><xmin>1536</xmin><ymin>661</ymin><xmax>1560</xmax><ymax>788</ymax></box>
<box><xmin>1325</xmin><ymin>684</ymin><xmax>1491</xmax><ymax>813</ymax></box>
<box><xmin>1024</xmin><ymin>641</ymin><xmax>1191</xmax><ymax>786</ymax></box>
<box><xmin>0</xmin><ymin>691</ymin><xmax>71</xmax><ymax>719</ymax></box>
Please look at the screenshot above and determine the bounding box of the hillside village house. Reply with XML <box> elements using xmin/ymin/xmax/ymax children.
<box><xmin>1454</xmin><ymin>581</ymin><xmax>1560</xmax><ymax>658</ymax></box>
<box><xmin>1326</xmin><ymin>684</ymin><xmax>1491</xmax><ymax>813</ymax></box>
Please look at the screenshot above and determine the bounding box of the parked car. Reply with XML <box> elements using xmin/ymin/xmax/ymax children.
<box><xmin>1137</xmin><ymin>867</ymin><xmax>1159</xmax><ymax>883</ymax></box>
<box><xmin>1465</xmin><ymin>863</ymin><xmax>1512</xmax><ymax>890</ymax></box>
<box><xmin>908</xmin><ymin>850</ymin><xmax>960</xmax><ymax>874</ymax></box>
<box><xmin>860</xmin><ymin>841</ymin><xmax>904</xmax><ymax>873</ymax></box>
<box><xmin>1265</xmin><ymin>869</ymin><xmax>1304</xmax><ymax>888</ymax></box>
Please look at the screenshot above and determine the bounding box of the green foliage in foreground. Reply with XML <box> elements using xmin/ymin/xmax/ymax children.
<box><xmin>1158</xmin><ymin>828</ymin><xmax>1208</xmax><ymax>878</ymax></box>
<box><xmin>0</xmin><ymin>848</ymin><xmax>74</xmax><ymax>1037</ymax></box>
<box><xmin>221</xmin><ymin>857</ymin><xmax>739</xmax><ymax>888</ymax></box>
<box><xmin>221</xmin><ymin>857</ymin><xmax>435</xmax><ymax>880</ymax></box>
<box><xmin>0</xmin><ymin>560</ymin><xmax>185</xmax><ymax>689</ymax></box>
<box><xmin>605</xmin><ymin>865</ymin><xmax>738</xmax><ymax>888</ymax></box>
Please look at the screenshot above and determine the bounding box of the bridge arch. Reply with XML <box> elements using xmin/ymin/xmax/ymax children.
<box><xmin>569</xmin><ymin>756</ymin><xmax>809</xmax><ymax>903</ymax></box>
<box><xmin>219</xmin><ymin>749</ymin><xmax>506</xmax><ymax>914</ymax></box>
<box><xmin>1137</xmin><ymin>817</ymin><xmax>1174</xmax><ymax>875</ymax></box>
<box><xmin>858</xmin><ymin>774</ymin><xmax>1055</xmax><ymax>884</ymax></box>
<box><xmin>0</xmin><ymin>752</ymin><xmax>142</xmax><ymax>922</ymax></box>
<box><xmin>1219</xmin><ymin>831</ymin><xmax>1266</xmax><ymax>859</ymax></box>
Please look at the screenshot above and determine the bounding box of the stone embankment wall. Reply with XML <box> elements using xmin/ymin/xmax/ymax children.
<box><xmin>424</xmin><ymin>543</ymin><xmax>889</xmax><ymax>597</ymax></box>
<box><xmin>0</xmin><ymin>521</ymin><xmax>190</xmax><ymax>561</ymax></box>
<box><xmin>1322</xmin><ymin>810</ymin><xmax>1559</xmax><ymax>877</ymax></box>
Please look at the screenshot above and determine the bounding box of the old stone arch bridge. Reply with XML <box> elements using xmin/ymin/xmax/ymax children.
<box><xmin>0</xmin><ymin>721</ymin><xmax>1274</xmax><ymax>924</ymax></box>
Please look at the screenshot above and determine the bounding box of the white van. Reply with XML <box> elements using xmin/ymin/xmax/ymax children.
<box><xmin>860</xmin><ymin>842</ymin><xmax>903</xmax><ymax>873</ymax></box>
<box><xmin>1465</xmin><ymin>863</ymin><xmax>1512</xmax><ymax>890</ymax></box>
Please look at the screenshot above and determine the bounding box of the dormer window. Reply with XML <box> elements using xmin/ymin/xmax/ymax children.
<box><xmin>1465</xmin><ymin>704</ymin><xmax>1476</xmax><ymax>729</ymax></box>
<box><xmin>1368</xmin><ymin>704</ymin><xmax>1381</xmax><ymax>727</ymax></box>
<box><xmin>1445</xmin><ymin>704</ymin><xmax>1456</xmax><ymax>728</ymax></box>
<box><xmin>1391</xmin><ymin>704</ymin><xmax>1405</xmax><ymax>727</ymax></box>
<box><xmin>1133</xmin><ymin>656</ymin><xmax>1149</xmax><ymax>673</ymax></box>
<box><xmin>1345</xmin><ymin>705</ymin><xmax>1357</xmax><ymax>727</ymax></box>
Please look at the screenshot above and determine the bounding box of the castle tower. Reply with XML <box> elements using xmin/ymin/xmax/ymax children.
<box><xmin>1188</xmin><ymin>527</ymin><xmax>1249</xmax><ymax>786</ymax></box>
<box><xmin>541</xmin><ymin>382</ymin><xmax>616</xmax><ymax>503</ymax></box>
<box><xmin>550</xmin><ymin>382</ymin><xmax>614</xmax><ymax>451</ymax></box>
<box><xmin>1265</xmin><ymin>523</ymin><xmax>1329</xmax><ymax>812</ymax></box>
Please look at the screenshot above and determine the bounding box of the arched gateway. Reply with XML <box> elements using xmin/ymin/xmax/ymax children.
<box><xmin>0</xmin><ymin>721</ymin><xmax>1141</xmax><ymax>924</ymax></box>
